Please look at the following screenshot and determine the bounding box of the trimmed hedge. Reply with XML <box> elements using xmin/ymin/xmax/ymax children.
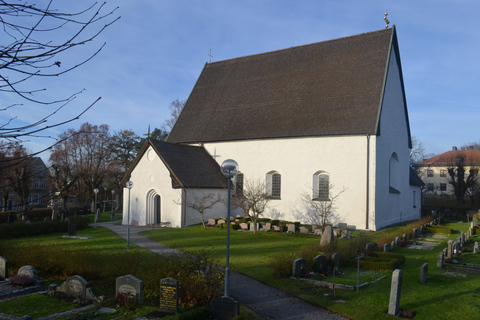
<box><xmin>343</xmin><ymin>252</ymin><xmax>405</xmax><ymax>271</ymax></box>
<box><xmin>426</xmin><ymin>226</ymin><xmax>453</xmax><ymax>234</ymax></box>
<box><xmin>0</xmin><ymin>217</ymin><xmax>89</xmax><ymax>239</ymax></box>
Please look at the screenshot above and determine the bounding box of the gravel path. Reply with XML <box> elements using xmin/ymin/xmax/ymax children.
<box><xmin>96</xmin><ymin>221</ymin><xmax>350</xmax><ymax>320</ymax></box>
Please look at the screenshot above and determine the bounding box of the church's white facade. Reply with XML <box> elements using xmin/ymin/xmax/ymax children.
<box><xmin>122</xmin><ymin>27</ymin><xmax>423</xmax><ymax>231</ymax></box>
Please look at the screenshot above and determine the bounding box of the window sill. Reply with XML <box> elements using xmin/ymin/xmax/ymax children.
<box><xmin>267</xmin><ymin>196</ymin><xmax>281</xmax><ymax>200</ymax></box>
<box><xmin>312</xmin><ymin>198</ymin><xmax>331</xmax><ymax>202</ymax></box>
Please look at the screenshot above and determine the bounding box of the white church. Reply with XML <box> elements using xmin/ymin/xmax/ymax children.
<box><xmin>122</xmin><ymin>26</ymin><xmax>424</xmax><ymax>231</ymax></box>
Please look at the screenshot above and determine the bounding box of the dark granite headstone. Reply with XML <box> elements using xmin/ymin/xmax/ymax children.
<box><xmin>211</xmin><ymin>296</ymin><xmax>240</xmax><ymax>319</ymax></box>
<box><xmin>420</xmin><ymin>263</ymin><xmax>428</xmax><ymax>284</ymax></box>
<box><xmin>67</xmin><ymin>217</ymin><xmax>76</xmax><ymax>236</ymax></box>
<box><xmin>331</xmin><ymin>253</ymin><xmax>340</xmax><ymax>267</ymax></box>
<box><xmin>160</xmin><ymin>277</ymin><xmax>179</xmax><ymax>313</ymax></box>
<box><xmin>313</xmin><ymin>255</ymin><xmax>327</xmax><ymax>271</ymax></box>
<box><xmin>116</xmin><ymin>274</ymin><xmax>143</xmax><ymax>305</ymax></box>
<box><xmin>292</xmin><ymin>258</ymin><xmax>307</xmax><ymax>277</ymax></box>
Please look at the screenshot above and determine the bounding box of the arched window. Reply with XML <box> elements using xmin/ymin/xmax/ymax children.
<box><xmin>389</xmin><ymin>152</ymin><xmax>400</xmax><ymax>194</ymax></box>
<box><xmin>266</xmin><ymin>171</ymin><xmax>281</xmax><ymax>199</ymax></box>
<box><xmin>235</xmin><ymin>172</ymin><xmax>244</xmax><ymax>194</ymax></box>
<box><xmin>313</xmin><ymin>171</ymin><xmax>330</xmax><ymax>200</ymax></box>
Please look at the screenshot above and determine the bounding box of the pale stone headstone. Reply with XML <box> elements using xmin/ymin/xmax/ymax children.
<box><xmin>391</xmin><ymin>240</ymin><xmax>396</xmax><ymax>250</ymax></box>
<box><xmin>447</xmin><ymin>240</ymin><xmax>454</xmax><ymax>259</ymax></box>
<box><xmin>474</xmin><ymin>242</ymin><xmax>479</xmax><ymax>254</ymax></box>
<box><xmin>116</xmin><ymin>275</ymin><xmax>143</xmax><ymax>305</ymax></box>
<box><xmin>239</xmin><ymin>223</ymin><xmax>248</xmax><ymax>230</ymax></box>
<box><xmin>347</xmin><ymin>225</ymin><xmax>356</xmax><ymax>230</ymax></box>
<box><xmin>160</xmin><ymin>277</ymin><xmax>179</xmax><ymax>314</ymax></box>
<box><xmin>313</xmin><ymin>255</ymin><xmax>327</xmax><ymax>271</ymax></box>
<box><xmin>287</xmin><ymin>224</ymin><xmax>296</xmax><ymax>233</ymax></box>
<box><xmin>388</xmin><ymin>269</ymin><xmax>402</xmax><ymax>316</ymax></box>
<box><xmin>331</xmin><ymin>253</ymin><xmax>340</xmax><ymax>267</ymax></box>
<box><xmin>320</xmin><ymin>226</ymin><xmax>334</xmax><ymax>246</ymax></box>
<box><xmin>395</xmin><ymin>236</ymin><xmax>401</xmax><ymax>246</ymax></box>
<box><xmin>211</xmin><ymin>296</ymin><xmax>240</xmax><ymax>319</ymax></box>
<box><xmin>420</xmin><ymin>263</ymin><xmax>428</xmax><ymax>284</ymax></box>
<box><xmin>292</xmin><ymin>258</ymin><xmax>307</xmax><ymax>277</ymax></box>
<box><xmin>0</xmin><ymin>256</ymin><xmax>8</xmax><ymax>279</ymax></box>
<box><xmin>338</xmin><ymin>223</ymin><xmax>348</xmax><ymax>229</ymax></box>
<box><xmin>18</xmin><ymin>265</ymin><xmax>40</xmax><ymax>282</ymax></box>
<box><xmin>313</xmin><ymin>229</ymin><xmax>322</xmax><ymax>236</ymax></box>
<box><xmin>299</xmin><ymin>226</ymin><xmax>309</xmax><ymax>235</ymax></box>
<box><xmin>208</xmin><ymin>219</ymin><xmax>215</xmax><ymax>226</ymax></box>
<box><xmin>402</xmin><ymin>234</ymin><xmax>408</xmax><ymax>242</ymax></box>
<box><xmin>437</xmin><ymin>252</ymin><xmax>444</xmax><ymax>269</ymax></box>
<box><xmin>273</xmin><ymin>225</ymin><xmax>281</xmax><ymax>232</ymax></box>
<box><xmin>264</xmin><ymin>222</ymin><xmax>271</xmax><ymax>231</ymax></box>
<box><xmin>217</xmin><ymin>219</ymin><xmax>226</xmax><ymax>225</ymax></box>
<box><xmin>412</xmin><ymin>228</ymin><xmax>418</xmax><ymax>238</ymax></box>
<box><xmin>384</xmin><ymin>243</ymin><xmax>390</xmax><ymax>252</ymax></box>
<box><xmin>52</xmin><ymin>204</ymin><xmax>59</xmax><ymax>220</ymax></box>
<box><xmin>56</xmin><ymin>275</ymin><xmax>97</xmax><ymax>302</ymax></box>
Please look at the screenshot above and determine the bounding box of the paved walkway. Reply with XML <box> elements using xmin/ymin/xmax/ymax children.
<box><xmin>96</xmin><ymin>221</ymin><xmax>349</xmax><ymax>320</ymax></box>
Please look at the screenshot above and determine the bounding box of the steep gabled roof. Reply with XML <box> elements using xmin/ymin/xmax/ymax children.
<box><xmin>168</xmin><ymin>27</ymin><xmax>401</xmax><ymax>144</ymax></box>
<box><xmin>417</xmin><ymin>150</ymin><xmax>480</xmax><ymax>167</ymax></box>
<box><xmin>121</xmin><ymin>140</ymin><xmax>227</xmax><ymax>189</ymax></box>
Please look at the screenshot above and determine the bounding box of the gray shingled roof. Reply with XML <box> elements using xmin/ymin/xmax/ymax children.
<box><xmin>168</xmin><ymin>27</ymin><xmax>398</xmax><ymax>144</ymax></box>
<box><xmin>122</xmin><ymin>140</ymin><xmax>227</xmax><ymax>189</ymax></box>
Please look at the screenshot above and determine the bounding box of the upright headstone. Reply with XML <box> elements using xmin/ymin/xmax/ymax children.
<box><xmin>474</xmin><ymin>242</ymin><xmax>479</xmax><ymax>254</ymax></box>
<box><xmin>160</xmin><ymin>277</ymin><xmax>179</xmax><ymax>314</ymax></box>
<box><xmin>420</xmin><ymin>263</ymin><xmax>428</xmax><ymax>284</ymax></box>
<box><xmin>338</xmin><ymin>223</ymin><xmax>348</xmax><ymax>229</ymax></box>
<box><xmin>313</xmin><ymin>229</ymin><xmax>322</xmax><ymax>236</ymax></box>
<box><xmin>402</xmin><ymin>234</ymin><xmax>408</xmax><ymax>242</ymax></box>
<box><xmin>292</xmin><ymin>258</ymin><xmax>307</xmax><ymax>277</ymax></box>
<box><xmin>264</xmin><ymin>223</ymin><xmax>271</xmax><ymax>231</ymax></box>
<box><xmin>313</xmin><ymin>255</ymin><xmax>327</xmax><ymax>271</ymax></box>
<box><xmin>239</xmin><ymin>223</ymin><xmax>248</xmax><ymax>230</ymax></box>
<box><xmin>67</xmin><ymin>217</ymin><xmax>76</xmax><ymax>236</ymax></box>
<box><xmin>18</xmin><ymin>265</ymin><xmax>40</xmax><ymax>283</ymax></box>
<box><xmin>56</xmin><ymin>275</ymin><xmax>96</xmax><ymax>302</ymax></box>
<box><xmin>412</xmin><ymin>228</ymin><xmax>418</xmax><ymax>239</ymax></box>
<box><xmin>0</xmin><ymin>256</ymin><xmax>8</xmax><ymax>279</ymax></box>
<box><xmin>447</xmin><ymin>240</ymin><xmax>454</xmax><ymax>259</ymax></box>
<box><xmin>116</xmin><ymin>275</ymin><xmax>143</xmax><ymax>305</ymax></box>
<box><xmin>437</xmin><ymin>252</ymin><xmax>444</xmax><ymax>269</ymax></box>
<box><xmin>331</xmin><ymin>253</ymin><xmax>340</xmax><ymax>267</ymax></box>
<box><xmin>395</xmin><ymin>236</ymin><xmax>401</xmax><ymax>246</ymax></box>
<box><xmin>211</xmin><ymin>296</ymin><xmax>240</xmax><ymax>319</ymax></box>
<box><xmin>320</xmin><ymin>226</ymin><xmax>334</xmax><ymax>246</ymax></box>
<box><xmin>388</xmin><ymin>269</ymin><xmax>403</xmax><ymax>316</ymax></box>
<box><xmin>384</xmin><ymin>243</ymin><xmax>390</xmax><ymax>252</ymax></box>
<box><xmin>299</xmin><ymin>226</ymin><xmax>309</xmax><ymax>235</ymax></box>
<box><xmin>391</xmin><ymin>240</ymin><xmax>396</xmax><ymax>250</ymax></box>
<box><xmin>287</xmin><ymin>224</ymin><xmax>296</xmax><ymax>233</ymax></box>
<box><xmin>52</xmin><ymin>204</ymin><xmax>59</xmax><ymax>220</ymax></box>
<box><xmin>365</xmin><ymin>243</ymin><xmax>378</xmax><ymax>251</ymax></box>
<box><xmin>461</xmin><ymin>232</ymin><xmax>465</xmax><ymax>246</ymax></box>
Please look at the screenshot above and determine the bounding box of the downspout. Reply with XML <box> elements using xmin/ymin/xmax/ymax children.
<box><xmin>366</xmin><ymin>134</ymin><xmax>370</xmax><ymax>230</ymax></box>
<box><xmin>182</xmin><ymin>189</ymin><xmax>186</xmax><ymax>226</ymax></box>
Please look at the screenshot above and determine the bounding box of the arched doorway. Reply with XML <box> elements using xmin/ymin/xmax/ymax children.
<box><xmin>146</xmin><ymin>190</ymin><xmax>161</xmax><ymax>226</ymax></box>
<box><xmin>154</xmin><ymin>195</ymin><xmax>161</xmax><ymax>224</ymax></box>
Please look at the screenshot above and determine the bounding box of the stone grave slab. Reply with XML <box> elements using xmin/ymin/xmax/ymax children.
<box><xmin>160</xmin><ymin>277</ymin><xmax>179</xmax><ymax>314</ymax></box>
<box><xmin>116</xmin><ymin>274</ymin><xmax>143</xmax><ymax>305</ymax></box>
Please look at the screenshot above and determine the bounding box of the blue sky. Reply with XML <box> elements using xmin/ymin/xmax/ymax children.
<box><xmin>2</xmin><ymin>0</ymin><xmax>479</xmax><ymax>158</ymax></box>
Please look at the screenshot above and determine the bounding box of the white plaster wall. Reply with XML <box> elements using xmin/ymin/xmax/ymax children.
<box><xmin>183</xmin><ymin>188</ymin><xmax>228</xmax><ymax>226</ymax></box>
<box><xmin>122</xmin><ymin>146</ymin><xmax>183</xmax><ymax>228</ymax></box>
<box><xmin>203</xmin><ymin>135</ymin><xmax>371</xmax><ymax>230</ymax></box>
<box><xmin>374</xmin><ymin>47</ymin><xmax>421</xmax><ymax>230</ymax></box>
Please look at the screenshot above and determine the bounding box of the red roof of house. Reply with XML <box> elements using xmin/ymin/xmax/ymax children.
<box><xmin>418</xmin><ymin>150</ymin><xmax>480</xmax><ymax>167</ymax></box>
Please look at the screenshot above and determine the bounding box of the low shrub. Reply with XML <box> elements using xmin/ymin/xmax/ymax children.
<box><xmin>8</xmin><ymin>274</ymin><xmax>36</xmax><ymax>287</ymax></box>
<box><xmin>270</xmin><ymin>251</ymin><xmax>296</xmax><ymax>277</ymax></box>
<box><xmin>426</xmin><ymin>226</ymin><xmax>453</xmax><ymax>234</ymax></box>
<box><xmin>0</xmin><ymin>217</ymin><xmax>89</xmax><ymax>239</ymax></box>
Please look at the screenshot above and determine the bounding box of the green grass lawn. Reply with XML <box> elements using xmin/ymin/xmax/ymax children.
<box><xmin>141</xmin><ymin>222</ymin><xmax>480</xmax><ymax>320</ymax></box>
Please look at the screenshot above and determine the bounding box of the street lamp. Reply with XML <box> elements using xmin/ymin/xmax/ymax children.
<box><xmin>126</xmin><ymin>181</ymin><xmax>134</xmax><ymax>248</ymax></box>
<box><xmin>111</xmin><ymin>190</ymin><xmax>115</xmax><ymax>219</ymax></box>
<box><xmin>220</xmin><ymin>159</ymin><xmax>238</xmax><ymax>297</ymax></box>
<box><xmin>93</xmin><ymin>188</ymin><xmax>99</xmax><ymax>228</ymax></box>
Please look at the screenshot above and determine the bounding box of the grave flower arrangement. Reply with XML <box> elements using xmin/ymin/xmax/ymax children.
<box><xmin>8</xmin><ymin>274</ymin><xmax>36</xmax><ymax>287</ymax></box>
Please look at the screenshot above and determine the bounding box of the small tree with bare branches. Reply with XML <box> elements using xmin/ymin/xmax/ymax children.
<box><xmin>183</xmin><ymin>192</ymin><xmax>222</xmax><ymax>229</ymax></box>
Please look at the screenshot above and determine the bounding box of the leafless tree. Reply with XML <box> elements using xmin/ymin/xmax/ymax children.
<box><xmin>0</xmin><ymin>1</ymin><xmax>119</xmax><ymax>145</ymax></box>
<box><xmin>181</xmin><ymin>192</ymin><xmax>222</xmax><ymax>229</ymax></box>
<box><xmin>230</xmin><ymin>179</ymin><xmax>270</xmax><ymax>234</ymax></box>
<box><xmin>162</xmin><ymin>98</ymin><xmax>185</xmax><ymax>133</ymax></box>
<box><xmin>447</xmin><ymin>153</ymin><xmax>479</xmax><ymax>210</ymax></box>
<box><xmin>299</xmin><ymin>185</ymin><xmax>346</xmax><ymax>231</ymax></box>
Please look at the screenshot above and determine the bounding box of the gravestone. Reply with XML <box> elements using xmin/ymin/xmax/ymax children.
<box><xmin>391</xmin><ymin>240</ymin><xmax>396</xmax><ymax>250</ymax></box>
<box><xmin>388</xmin><ymin>269</ymin><xmax>402</xmax><ymax>316</ymax></box>
<box><xmin>365</xmin><ymin>243</ymin><xmax>378</xmax><ymax>251</ymax></box>
<box><xmin>299</xmin><ymin>226</ymin><xmax>309</xmax><ymax>235</ymax></box>
<box><xmin>264</xmin><ymin>223</ymin><xmax>271</xmax><ymax>231</ymax></box>
<box><xmin>211</xmin><ymin>296</ymin><xmax>240</xmax><ymax>319</ymax></box>
<box><xmin>447</xmin><ymin>240</ymin><xmax>453</xmax><ymax>259</ymax></box>
<box><xmin>437</xmin><ymin>252</ymin><xmax>444</xmax><ymax>269</ymax></box>
<box><xmin>341</xmin><ymin>229</ymin><xmax>351</xmax><ymax>238</ymax></box>
<box><xmin>474</xmin><ymin>242</ymin><xmax>479</xmax><ymax>254</ymax></box>
<box><xmin>402</xmin><ymin>234</ymin><xmax>408</xmax><ymax>242</ymax></box>
<box><xmin>420</xmin><ymin>263</ymin><xmax>428</xmax><ymax>284</ymax></box>
<box><xmin>116</xmin><ymin>275</ymin><xmax>143</xmax><ymax>305</ymax></box>
<box><xmin>292</xmin><ymin>258</ymin><xmax>307</xmax><ymax>277</ymax></box>
<box><xmin>313</xmin><ymin>229</ymin><xmax>322</xmax><ymax>236</ymax></box>
<box><xmin>18</xmin><ymin>265</ymin><xmax>41</xmax><ymax>283</ymax></box>
<box><xmin>0</xmin><ymin>256</ymin><xmax>8</xmax><ymax>279</ymax></box>
<box><xmin>347</xmin><ymin>225</ymin><xmax>356</xmax><ymax>230</ymax></box>
<box><xmin>208</xmin><ymin>219</ymin><xmax>215</xmax><ymax>226</ymax></box>
<box><xmin>331</xmin><ymin>253</ymin><xmax>340</xmax><ymax>267</ymax></box>
<box><xmin>313</xmin><ymin>255</ymin><xmax>327</xmax><ymax>271</ymax></box>
<box><xmin>395</xmin><ymin>236</ymin><xmax>401</xmax><ymax>246</ymax></box>
<box><xmin>412</xmin><ymin>228</ymin><xmax>418</xmax><ymax>239</ymax></box>
<box><xmin>249</xmin><ymin>223</ymin><xmax>259</xmax><ymax>231</ymax></box>
<box><xmin>67</xmin><ymin>217</ymin><xmax>76</xmax><ymax>236</ymax></box>
<box><xmin>320</xmin><ymin>225</ymin><xmax>334</xmax><ymax>246</ymax></box>
<box><xmin>239</xmin><ymin>223</ymin><xmax>248</xmax><ymax>230</ymax></box>
<box><xmin>273</xmin><ymin>225</ymin><xmax>281</xmax><ymax>232</ymax></box>
<box><xmin>160</xmin><ymin>277</ymin><xmax>179</xmax><ymax>314</ymax></box>
<box><xmin>217</xmin><ymin>219</ymin><xmax>226</xmax><ymax>224</ymax></box>
<box><xmin>56</xmin><ymin>275</ymin><xmax>97</xmax><ymax>302</ymax></box>
<box><xmin>52</xmin><ymin>204</ymin><xmax>59</xmax><ymax>220</ymax></box>
<box><xmin>338</xmin><ymin>223</ymin><xmax>348</xmax><ymax>229</ymax></box>
<box><xmin>461</xmin><ymin>232</ymin><xmax>465</xmax><ymax>246</ymax></box>
<box><xmin>384</xmin><ymin>243</ymin><xmax>390</xmax><ymax>252</ymax></box>
<box><xmin>287</xmin><ymin>224</ymin><xmax>296</xmax><ymax>233</ymax></box>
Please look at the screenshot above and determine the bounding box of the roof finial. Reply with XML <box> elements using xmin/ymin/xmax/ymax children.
<box><xmin>208</xmin><ymin>49</ymin><xmax>213</xmax><ymax>63</ymax></box>
<box><xmin>383</xmin><ymin>12</ymin><xmax>390</xmax><ymax>28</ymax></box>
<box><xmin>144</xmin><ymin>124</ymin><xmax>151</xmax><ymax>139</ymax></box>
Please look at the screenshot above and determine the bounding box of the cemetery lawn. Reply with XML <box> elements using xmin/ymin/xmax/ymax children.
<box><xmin>142</xmin><ymin>222</ymin><xmax>480</xmax><ymax>320</ymax></box>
